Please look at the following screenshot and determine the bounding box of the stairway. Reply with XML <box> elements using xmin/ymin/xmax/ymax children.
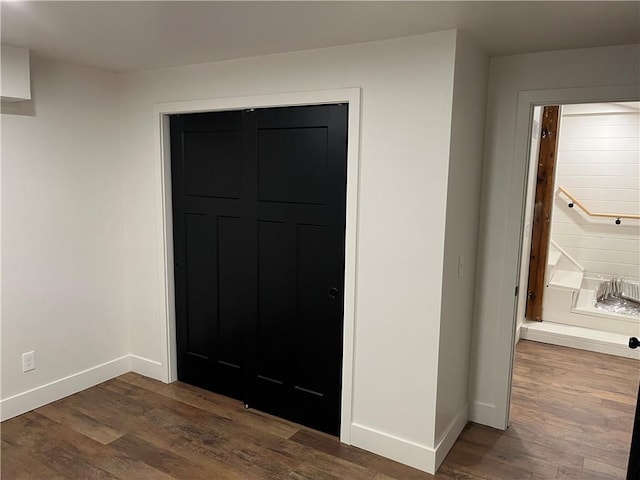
<box><xmin>539</xmin><ymin>240</ymin><xmax>639</xmax><ymax>329</ymax></box>
<box><xmin>522</xmin><ymin>241</ymin><xmax>640</xmax><ymax>357</ymax></box>
<box><xmin>546</xmin><ymin>241</ymin><xmax>584</xmax><ymax>291</ymax></box>
<box><xmin>538</xmin><ymin>242</ymin><xmax>584</xmax><ymax>335</ymax></box>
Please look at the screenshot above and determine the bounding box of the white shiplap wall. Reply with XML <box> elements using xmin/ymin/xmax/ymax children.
<box><xmin>551</xmin><ymin>102</ymin><xmax>640</xmax><ymax>279</ymax></box>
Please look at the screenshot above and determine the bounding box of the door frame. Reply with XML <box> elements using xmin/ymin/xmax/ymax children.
<box><xmin>152</xmin><ymin>88</ymin><xmax>361</xmax><ymax>443</ymax></box>
<box><xmin>495</xmin><ymin>84</ymin><xmax>639</xmax><ymax>429</ymax></box>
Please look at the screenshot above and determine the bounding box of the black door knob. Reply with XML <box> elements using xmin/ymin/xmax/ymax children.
<box><xmin>175</xmin><ymin>261</ymin><xmax>185</xmax><ymax>269</ymax></box>
<box><xmin>629</xmin><ymin>337</ymin><xmax>640</xmax><ymax>349</ymax></box>
<box><xmin>328</xmin><ymin>287</ymin><xmax>338</xmax><ymax>299</ymax></box>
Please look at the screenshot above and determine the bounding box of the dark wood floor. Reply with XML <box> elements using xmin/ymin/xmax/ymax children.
<box><xmin>2</xmin><ymin>340</ymin><xmax>638</xmax><ymax>479</ymax></box>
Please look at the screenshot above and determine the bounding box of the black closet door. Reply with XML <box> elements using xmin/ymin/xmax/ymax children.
<box><xmin>171</xmin><ymin>104</ymin><xmax>348</xmax><ymax>435</ymax></box>
<box><xmin>170</xmin><ymin>111</ymin><xmax>248</xmax><ymax>401</ymax></box>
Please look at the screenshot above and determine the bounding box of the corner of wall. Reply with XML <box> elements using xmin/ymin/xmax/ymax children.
<box><xmin>350</xmin><ymin>423</ymin><xmax>438</xmax><ymax>474</ymax></box>
<box><xmin>435</xmin><ymin>28</ymin><xmax>489</xmax><ymax>447</ymax></box>
<box><xmin>469</xmin><ymin>400</ymin><xmax>499</xmax><ymax>429</ymax></box>
<box><xmin>434</xmin><ymin>403</ymin><xmax>469</xmax><ymax>470</ymax></box>
<box><xmin>129</xmin><ymin>355</ymin><xmax>166</xmax><ymax>382</ymax></box>
<box><xmin>348</xmin><ymin>401</ymin><xmax>468</xmax><ymax>475</ymax></box>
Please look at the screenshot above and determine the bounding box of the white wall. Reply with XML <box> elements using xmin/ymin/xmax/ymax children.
<box><xmin>434</xmin><ymin>33</ymin><xmax>488</xmax><ymax>463</ymax></box>
<box><xmin>118</xmin><ymin>31</ymin><xmax>460</xmax><ymax>472</ymax></box>
<box><xmin>470</xmin><ymin>44</ymin><xmax>640</xmax><ymax>429</ymax></box>
<box><xmin>551</xmin><ymin>102</ymin><xmax>640</xmax><ymax>278</ymax></box>
<box><xmin>1</xmin><ymin>57</ymin><xmax>129</xmax><ymax>419</ymax></box>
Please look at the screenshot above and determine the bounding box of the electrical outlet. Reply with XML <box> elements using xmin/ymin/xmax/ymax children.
<box><xmin>22</xmin><ymin>351</ymin><xmax>35</xmax><ymax>372</ymax></box>
<box><xmin>458</xmin><ymin>255</ymin><xmax>464</xmax><ymax>278</ymax></box>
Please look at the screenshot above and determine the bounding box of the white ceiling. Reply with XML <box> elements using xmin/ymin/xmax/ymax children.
<box><xmin>2</xmin><ymin>1</ymin><xmax>639</xmax><ymax>73</ymax></box>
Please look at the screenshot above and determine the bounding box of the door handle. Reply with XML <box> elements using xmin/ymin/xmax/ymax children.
<box><xmin>630</xmin><ymin>337</ymin><xmax>640</xmax><ymax>349</ymax></box>
<box><xmin>175</xmin><ymin>261</ymin><xmax>185</xmax><ymax>269</ymax></box>
<box><xmin>328</xmin><ymin>287</ymin><xmax>338</xmax><ymax>299</ymax></box>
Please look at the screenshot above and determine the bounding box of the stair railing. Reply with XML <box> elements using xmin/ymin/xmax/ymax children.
<box><xmin>549</xmin><ymin>238</ymin><xmax>584</xmax><ymax>272</ymax></box>
<box><xmin>557</xmin><ymin>186</ymin><xmax>640</xmax><ymax>225</ymax></box>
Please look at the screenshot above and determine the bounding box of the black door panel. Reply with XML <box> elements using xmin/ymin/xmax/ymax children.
<box><xmin>171</xmin><ymin>104</ymin><xmax>347</xmax><ymax>435</ymax></box>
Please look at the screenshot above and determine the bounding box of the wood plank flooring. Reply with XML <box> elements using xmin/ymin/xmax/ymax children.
<box><xmin>2</xmin><ymin>340</ymin><xmax>638</xmax><ymax>479</ymax></box>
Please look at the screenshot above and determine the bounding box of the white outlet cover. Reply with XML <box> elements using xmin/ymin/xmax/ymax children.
<box><xmin>22</xmin><ymin>351</ymin><xmax>35</xmax><ymax>372</ymax></box>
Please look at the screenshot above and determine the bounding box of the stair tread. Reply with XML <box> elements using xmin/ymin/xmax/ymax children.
<box><xmin>574</xmin><ymin>288</ymin><xmax>595</xmax><ymax>310</ymax></box>
<box><xmin>548</xmin><ymin>269</ymin><xmax>583</xmax><ymax>291</ymax></box>
<box><xmin>573</xmin><ymin>287</ymin><xmax>639</xmax><ymax>320</ymax></box>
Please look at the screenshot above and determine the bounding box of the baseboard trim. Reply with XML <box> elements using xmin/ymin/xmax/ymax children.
<box><xmin>0</xmin><ymin>355</ymin><xmax>131</xmax><ymax>421</ymax></box>
<box><xmin>350</xmin><ymin>423</ymin><xmax>436</xmax><ymax>474</ymax></box>
<box><xmin>129</xmin><ymin>354</ymin><xmax>165</xmax><ymax>381</ymax></box>
<box><xmin>434</xmin><ymin>404</ymin><xmax>468</xmax><ymax>470</ymax></box>
<box><xmin>469</xmin><ymin>400</ymin><xmax>498</xmax><ymax>428</ymax></box>
<box><xmin>521</xmin><ymin>321</ymin><xmax>640</xmax><ymax>360</ymax></box>
<box><xmin>515</xmin><ymin>320</ymin><xmax>524</xmax><ymax>345</ymax></box>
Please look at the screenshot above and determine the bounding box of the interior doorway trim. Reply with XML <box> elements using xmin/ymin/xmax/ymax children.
<box><xmin>153</xmin><ymin>88</ymin><xmax>361</xmax><ymax>443</ymax></box>
<box><xmin>495</xmin><ymin>84</ymin><xmax>639</xmax><ymax>430</ymax></box>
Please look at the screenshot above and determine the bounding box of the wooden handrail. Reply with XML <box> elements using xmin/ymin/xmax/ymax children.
<box><xmin>557</xmin><ymin>186</ymin><xmax>640</xmax><ymax>221</ymax></box>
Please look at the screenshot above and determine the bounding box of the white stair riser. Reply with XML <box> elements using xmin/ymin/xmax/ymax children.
<box><xmin>543</xmin><ymin>286</ymin><xmax>575</xmax><ymax>309</ymax></box>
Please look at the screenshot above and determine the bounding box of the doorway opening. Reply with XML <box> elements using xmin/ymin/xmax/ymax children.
<box><xmin>517</xmin><ymin>101</ymin><xmax>640</xmax><ymax>355</ymax></box>
<box><xmin>509</xmin><ymin>101</ymin><xmax>640</xmax><ymax>477</ymax></box>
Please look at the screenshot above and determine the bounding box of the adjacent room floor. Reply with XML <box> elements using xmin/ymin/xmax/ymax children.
<box><xmin>2</xmin><ymin>340</ymin><xmax>638</xmax><ymax>479</ymax></box>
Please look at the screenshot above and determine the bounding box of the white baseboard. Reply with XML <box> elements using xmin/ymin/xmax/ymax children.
<box><xmin>515</xmin><ymin>320</ymin><xmax>524</xmax><ymax>345</ymax></box>
<box><xmin>129</xmin><ymin>354</ymin><xmax>166</xmax><ymax>381</ymax></box>
<box><xmin>350</xmin><ymin>423</ymin><xmax>436</xmax><ymax>474</ymax></box>
<box><xmin>434</xmin><ymin>404</ymin><xmax>468</xmax><ymax>470</ymax></box>
<box><xmin>469</xmin><ymin>400</ymin><xmax>499</xmax><ymax>428</ymax></box>
<box><xmin>520</xmin><ymin>321</ymin><xmax>640</xmax><ymax>360</ymax></box>
<box><xmin>0</xmin><ymin>354</ymin><xmax>173</xmax><ymax>422</ymax></box>
<box><xmin>0</xmin><ymin>355</ymin><xmax>131</xmax><ymax>421</ymax></box>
